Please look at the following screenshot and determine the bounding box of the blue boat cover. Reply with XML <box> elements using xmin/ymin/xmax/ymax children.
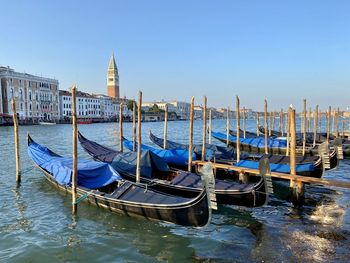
<box><xmin>212</xmin><ymin>131</ymin><xmax>287</xmax><ymax>149</ymax></box>
<box><xmin>149</xmin><ymin>131</ymin><xmax>246</xmax><ymax>161</ymax></box>
<box><xmin>111</xmin><ymin>151</ymin><xmax>170</xmax><ymax>179</ymax></box>
<box><xmin>123</xmin><ymin>138</ymin><xmax>196</xmax><ymax>166</ymax></box>
<box><xmin>235</xmin><ymin>160</ymin><xmax>315</xmax><ymax>173</ymax></box>
<box><xmin>28</xmin><ymin>140</ymin><xmax>121</xmax><ymax>188</ymax></box>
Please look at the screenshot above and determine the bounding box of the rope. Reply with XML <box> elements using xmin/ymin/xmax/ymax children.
<box><xmin>73</xmin><ymin>191</ymin><xmax>93</xmax><ymax>205</ymax></box>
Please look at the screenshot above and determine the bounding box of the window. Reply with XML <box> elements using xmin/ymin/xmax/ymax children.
<box><xmin>29</xmin><ymin>92</ymin><xmax>32</xmax><ymax>100</ymax></box>
<box><xmin>10</xmin><ymin>88</ymin><xmax>14</xmax><ymax>99</ymax></box>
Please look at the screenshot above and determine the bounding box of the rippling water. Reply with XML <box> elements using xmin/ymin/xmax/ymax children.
<box><xmin>1</xmin><ymin>120</ymin><xmax>349</xmax><ymax>262</ymax></box>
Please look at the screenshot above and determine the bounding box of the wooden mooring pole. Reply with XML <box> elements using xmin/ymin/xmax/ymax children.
<box><xmin>327</xmin><ymin>106</ymin><xmax>331</xmax><ymax>142</ymax></box>
<box><xmin>236</xmin><ymin>96</ymin><xmax>240</xmax><ymax>162</ymax></box>
<box><xmin>136</xmin><ymin>91</ymin><xmax>142</xmax><ymax>183</ymax></box>
<box><xmin>208</xmin><ymin>109</ymin><xmax>212</xmax><ymax>144</ymax></box>
<box><xmin>11</xmin><ymin>99</ymin><xmax>21</xmax><ymax>185</ymax></box>
<box><xmin>289</xmin><ymin>106</ymin><xmax>304</xmax><ymax>206</ymax></box>
<box><xmin>308</xmin><ymin>107</ymin><xmax>311</xmax><ymax>133</ymax></box>
<box><xmin>332</xmin><ymin>109</ymin><xmax>335</xmax><ymax>135</ymax></box>
<box><xmin>188</xmin><ymin>97</ymin><xmax>195</xmax><ymax>172</ymax></box>
<box><xmin>201</xmin><ymin>96</ymin><xmax>207</xmax><ymax>161</ymax></box>
<box><xmin>269</xmin><ymin>111</ymin><xmax>272</xmax><ymax>136</ymax></box>
<box><xmin>264</xmin><ymin>99</ymin><xmax>268</xmax><ymax>154</ymax></box>
<box><xmin>302</xmin><ymin>99</ymin><xmax>306</xmax><ymax>156</ymax></box>
<box><xmin>256</xmin><ymin>112</ymin><xmax>260</xmax><ymax>136</ymax></box>
<box><xmin>71</xmin><ymin>85</ymin><xmax>78</xmax><ymax>214</ymax></box>
<box><xmin>133</xmin><ymin>101</ymin><xmax>136</xmax><ymax>151</ymax></box>
<box><xmin>243</xmin><ymin>107</ymin><xmax>246</xmax><ymax>138</ymax></box>
<box><xmin>226</xmin><ymin>106</ymin><xmax>230</xmax><ymax>145</ymax></box>
<box><xmin>336</xmin><ymin>108</ymin><xmax>339</xmax><ymax>138</ymax></box>
<box><xmin>313</xmin><ymin>105</ymin><xmax>318</xmax><ymax>147</ymax></box>
<box><xmin>279</xmin><ymin>109</ymin><xmax>283</xmax><ymax>135</ymax></box>
<box><xmin>119</xmin><ymin>103</ymin><xmax>123</xmax><ymax>152</ymax></box>
<box><xmin>286</xmin><ymin>108</ymin><xmax>290</xmax><ymax>156</ymax></box>
<box><xmin>163</xmin><ymin>104</ymin><xmax>168</xmax><ymax>149</ymax></box>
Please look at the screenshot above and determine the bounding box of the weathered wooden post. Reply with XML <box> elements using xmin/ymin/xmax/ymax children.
<box><xmin>136</xmin><ymin>91</ymin><xmax>142</xmax><ymax>183</ymax></box>
<box><xmin>335</xmin><ymin>108</ymin><xmax>339</xmax><ymax>138</ymax></box>
<box><xmin>313</xmin><ymin>105</ymin><xmax>318</xmax><ymax>147</ymax></box>
<box><xmin>236</xmin><ymin>96</ymin><xmax>240</xmax><ymax>162</ymax></box>
<box><xmin>11</xmin><ymin>99</ymin><xmax>21</xmax><ymax>185</ymax></box>
<box><xmin>318</xmin><ymin>109</ymin><xmax>322</xmax><ymax>133</ymax></box>
<box><xmin>327</xmin><ymin>106</ymin><xmax>331</xmax><ymax>142</ymax></box>
<box><xmin>243</xmin><ymin>107</ymin><xmax>246</xmax><ymax>138</ymax></box>
<box><xmin>332</xmin><ymin>109</ymin><xmax>335</xmax><ymax>135</ymax></box>
<box><xmin>208</xmin><ymin>109</ymin><xmax>212</xmax><ymax>144</ymax></box>
<box><xmin>308</xmin><ymin>107</ymin><xmax>312</xmax><ymax>133</ymax></box>
<box><xmin>201</xmin><ymin>96</ymin><xmax>207</xmax><ymax>161</ymax></box>
<box><xmin>226</xmin><ymin>106</ymin><xmax>230</xmax><ymax>145</ymax></box>
<box><xmin>71</xmin><ymin>85</ymin><xmax>78</xmax><ymax>214</ymax></box>
<box><xmin>269</xmin><ymin>112</ymin><xmax>272</xmax><ymax>136</ymax></box>
<box><xmin>289</xmin><ymin>106</ymin><xmax>304</xmax><ymax>206</ymax></box>
<box><xmin>188</xmin><ymin>97</ymin><xmax>195</xmax><ymax>172</ymax></box>
<box><xmin>286</xmin><ymin>107</ymin><xmax>290</xmax><ymax>156</ymax></box>
<box><xmin>302</xmin><ymin>99</ymin><xmax>306</xmax><ymax>156</ymax></box>
<box><xmin>133</xmin><ymin>101</ymin><xmax>136</xmax><ymax>151</ymax></box>
<box><xmin>256</xmin><ymin>112</ymin><xmax>260</xmax><ymax>136</ymax></box>
<box><xmin>279</xmin><ymin>109</ymin><xmax>283</xmax><ymax>135</ymax></box>
<box><xmin>119</xmin><ymin>102</ymin><xmax>123</xmax><ymax>152</ymax></box>
<box><xmin>163</xmin><ymin>104</ymin><xmax>168</xmax><ymax>149</ymax></box>
<box><xmin>264</xmin><ymin>99</ymin><xmax>268</xmax><ymax>154</ymax></box>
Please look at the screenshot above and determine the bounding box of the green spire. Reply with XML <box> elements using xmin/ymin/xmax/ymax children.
<box><xmin>108</xmin><ymin>54</ymin><xmax>117</xmax><ymax>70</ymax></box>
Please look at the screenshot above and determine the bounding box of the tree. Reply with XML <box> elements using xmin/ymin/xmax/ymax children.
<box><xmin>126</xmin><ymin>100</ymin><xmax>135</xmax><ymax>110</ymax></box>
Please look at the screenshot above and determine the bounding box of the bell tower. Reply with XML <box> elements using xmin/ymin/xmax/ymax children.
<box><xmin>107</xmin><ymin>54</ymin><xmax>119</xmax><ymax>98</ymax></box>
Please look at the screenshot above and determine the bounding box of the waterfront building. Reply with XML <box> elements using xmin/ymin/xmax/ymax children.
<box><xmin>107</xmin><ymin>54</ymin><xmax>120</xmax><ymax>99</ymax></box>
<box><xmin>194</xmin><ymin>105</ymin><xmax>203</xmax><ymax>119</ymax></box>
<box><xmin>0</xmin><ymin>66</ymin><xmax>59</xmax><ymax>122</ymax></box>
<box><xmin>59</xmin><ymin>89</ymin><xmax>132</xmax><ymax>121</ymax></box>
<box><xmin>59</xmin><ymin>89</ymin><xmax>101</xmax><ymax>120</ymax></box>
<box><xmin>142</xmin><ymin>100</ymin><xmax>190</xmax><ymax>119</ymax></box>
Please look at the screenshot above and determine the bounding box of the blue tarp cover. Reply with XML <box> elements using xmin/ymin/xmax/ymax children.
<box><xmin>28</xmin><ymin>140</ymin><xmax>121</xmax><ymax>188</ymax></box>
<box><xmin>235</xmin><ymin>159</ymin><xmax>315</xmax><ymax>173</ymax></box>
<box><xmin>212</xmin><ymin>131</ymin><xmax>287</xmax><ymax>149</ymax></box>
<box><xmin>123</xmin><ymin>138</ymin><xmax>196</xmax><ymax>166</ymax></box>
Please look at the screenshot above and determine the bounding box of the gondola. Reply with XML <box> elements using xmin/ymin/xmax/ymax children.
<box><xmin>229</xmin><ymin>129</ymin><xmax>263</xmax><ymax>138</ymax></box>
<box><xmin>78</xmin><ymin>132</ymin><xmax>269</xmax><ymax>207</ymax></box>
<box><xmin>258</xmin><ymin>126</ymin><xmax>330</xmax><ymax>144</ymax></box>
<box><xmin>211</xmin><ymin>131</ymin><xmax>339</xmax><ymax>170</ymax></box>
<box><xmin>258</xmin><ymin>126</ymin><xmax>350</xmax><ymax>158</ymax></box>
<box><xmin>149</xmin><ymin>130</ymin><xmax>245</xmax><ymax>162</ymax></box>
<box><xmin>149</xmin><ymin>131</ymin><xmax>324</xmax><ymax>178</ymax></box>
<box><xmin>27</xmin><ymin>135</ymin><xmax>212</xmax><ymax>227</ymax></box>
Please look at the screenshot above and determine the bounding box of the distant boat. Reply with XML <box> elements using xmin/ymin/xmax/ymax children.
<box><xmin>78</xmin><ymin>119</ymin><xmax>92</xmax><ymax>124</ymax></box>
<box><xmin>39</xmin><ymin>122</ymin><xmax>56</xmax><ymax>125</ymax></box>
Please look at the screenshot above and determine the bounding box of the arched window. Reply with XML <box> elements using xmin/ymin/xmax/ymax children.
<box><xmin>10</xmin><ymin>88</ymin><xmax>14</xmax><ymax>99</ymax></box>
<box><xmin>29</xmin><ymin>103</ymin><xmax>32</xmax><ymax>111</ymax></box>
<box><xmin>29</xmin><ymin>92</ymin><xmax>32</xmax><ymax>100</ymax></box>
<box><xmin>19</xmin><ymin>89</ymin><xmax>23</xmax><ymax>100</ymax></box>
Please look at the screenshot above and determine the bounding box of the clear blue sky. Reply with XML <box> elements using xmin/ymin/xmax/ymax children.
<box><xmin>1</xmin><ymin>0</ymin><xmax>349</xmax><ymax>111</ymax></box>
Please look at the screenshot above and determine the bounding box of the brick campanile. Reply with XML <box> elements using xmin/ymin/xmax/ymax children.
<box><xmin>107</xmin><ymin>54</ymin><xmax>119</xmax><ymax>99</ymax></box>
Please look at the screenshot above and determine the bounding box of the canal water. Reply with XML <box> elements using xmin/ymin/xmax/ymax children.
<box><xmin>1</xmin><ymin>120</ymin><xmax>349</xmax><ymax>262</ymax></box>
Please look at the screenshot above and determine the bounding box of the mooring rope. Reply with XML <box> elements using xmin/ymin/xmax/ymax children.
<box><xmin>73</xmin><ymin>191</ymin><xmax>93</xmax><ymax>205</ymax></box>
